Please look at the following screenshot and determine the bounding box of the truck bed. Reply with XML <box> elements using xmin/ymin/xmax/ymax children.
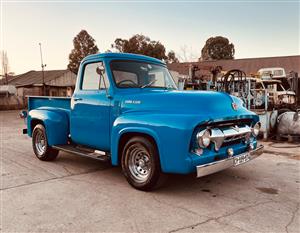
<box><xmin>28</xmin><ymin>96</ymin><xmax>71</xmax><ymax>113</ymax></box>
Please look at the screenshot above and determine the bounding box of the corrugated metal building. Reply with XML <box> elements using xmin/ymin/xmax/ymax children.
<box><xmin>0</xmin><ymin>69</ymin><xmax>76</xmax><ymax>110</ymax></box>
<box><xmin>3</xmin><ymin>69</ymin><xmax>77</xmax><ymax>97</ymax></box>
<box><xmin>168</xmin><ymin>55</ymin><xmax>300</xmax><ymax>77</ymax></box>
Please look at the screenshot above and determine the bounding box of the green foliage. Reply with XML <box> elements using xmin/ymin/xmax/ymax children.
<box><xmin>166</xmin><ymin>51</ymin><xmax>179</xmax><ymax>64</ymax></box>
<box><xmin>201</xmin><ymin>36</ymin><xmax>235</xmax><ymax>61</ymax></box>
<box><xmin>68</xmin><ymin>30</ymin><xmax>99</xmax><ymax>74</ymax></box>
<box><xmin>111</xmin><ymin>34</ymin><xmax>178</xmax><ymax>63</ymax></box>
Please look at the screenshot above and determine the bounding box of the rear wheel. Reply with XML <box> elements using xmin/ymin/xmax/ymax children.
<box><xmin>121</xmin><ymin>136</ymin><xmax>163</xmax><ymax>191</ymax></box>
<box><xmin>32</xmin><ymin>124</ymin><xmax>59</xmax><ymax>161</ymax></box>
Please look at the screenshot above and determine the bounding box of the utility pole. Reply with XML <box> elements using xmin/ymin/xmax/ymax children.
<box><xmin>1</xmin><ymin>51</ymin><xmax>9</xmax><ymax>85</ymax></box>
<box><xmin>39</xmin><ymin>43</ymin><xmax>46</xmax><ymax>96</ymax></box>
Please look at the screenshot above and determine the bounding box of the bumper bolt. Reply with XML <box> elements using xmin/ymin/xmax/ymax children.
<box><xmin>227</xmin><ymin>148</ymin><xmax>234</xmax><ymax>157</ymax></box>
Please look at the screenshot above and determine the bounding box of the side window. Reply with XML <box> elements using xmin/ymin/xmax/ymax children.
<box><xmin>82</xmin><ymin>62</ymin><xmax>109</xmax><ymax>90</ymax></box>
<box><xmin>274</xmin><ymin>70</ymin><xmax>283</xmax><ymax>76</ymax></box>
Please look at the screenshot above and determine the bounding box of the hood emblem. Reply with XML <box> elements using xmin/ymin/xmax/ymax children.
<box><xmin>232</xmin><ymin>102</ymin><xmax>238</xmax><ymax>110</ymax></box>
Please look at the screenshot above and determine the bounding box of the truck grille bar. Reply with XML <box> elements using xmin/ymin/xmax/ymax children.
<box><xmin>210</xmin><ymin>125</ymin><xmax>251</xmax><ymax>151</ymax></box>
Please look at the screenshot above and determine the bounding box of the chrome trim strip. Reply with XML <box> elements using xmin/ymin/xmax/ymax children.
<box><xmin>223</xmin><ymin>125</ymin><xmax>251</xmax><ymax>137</ymax></box>
<box><xmin>196</xmin><ymin>145</ymin><xmax>264</xmax><ymax>178</ymax></box>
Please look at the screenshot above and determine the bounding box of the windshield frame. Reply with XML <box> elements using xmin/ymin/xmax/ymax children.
<box><xmin>109</xmin><ymin>59</ymin><xmax>177</xmax><ymax>90</ymax></box>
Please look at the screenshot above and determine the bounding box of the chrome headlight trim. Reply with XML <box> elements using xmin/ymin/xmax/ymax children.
<box><xmin>252</xmin><ymin>122</ymin><xmax>261</xmax><ymax>137</ymax></box>
<box><xmin>196</xmin><ymin>129</ymin><xmax>211</xmax><ymax>148</ymax></box>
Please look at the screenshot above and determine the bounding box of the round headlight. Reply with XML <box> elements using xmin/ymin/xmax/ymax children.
<box><xmin>252</xmin><ymin>122</ymin><xmax>261</xmax><ymax>137</ymax></box>
<box><xmin>196</xmin><ymin>129</ymin><xmax>211</xmax><ymax>148</ymax></box>
<box><xmin>291</xmin><ymin>96</ymin><xmax>295</xmax><ymax>103</ymax></box>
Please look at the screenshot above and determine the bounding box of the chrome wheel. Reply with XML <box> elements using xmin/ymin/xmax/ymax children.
<box><xmin>35</xmin><ymin>130</ymin><xmax>46</xmax><ymax>156</ymax></box>
<box><xmin>32</xmin><ymin>124</ymin><xmax>58</xmax><ymax>161</ymax></box>
<box><xmin>128</xmin><ymin>145</ymin><xmax>151</xmax><ymax>183</ymax></box>
<box><xmin>122</xmin><ymin>136</ymin><xmax>163</xmax><ymax>191</ymax></box>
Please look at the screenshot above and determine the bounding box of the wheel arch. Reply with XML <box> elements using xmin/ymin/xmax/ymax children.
<box><xmin>28</xmin><ymin>109</ymin><xmax>69</xmax><ymax>146</ymax></box>
<box><xmin>111</xmin><ymin>127</ymin><xmax>165</xmax><ymax>170</ymax></box>
<box><xmin>30</xmin><ymin>118</ymin><xmax>45</xmax><ymax>132</ymax></box>
<box><xmin>118</xmin><ymin>132</ymin><xmax>159</xmax><ymax>164</ymax></box>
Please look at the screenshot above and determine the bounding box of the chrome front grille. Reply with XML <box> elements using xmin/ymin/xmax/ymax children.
<box><xmin>223</xmin><ymin>134</ymin><xmax>246</xmax><ymax>143</ymax></box>
<box><xmin>210</xmin><ymin>125</ymin><xmax>251</xmax><ymax>151</ymax></box>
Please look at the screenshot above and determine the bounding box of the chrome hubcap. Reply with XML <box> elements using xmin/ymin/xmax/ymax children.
<box><xmin>128</xmin><ymin>146</ymin><xmax>151</xmax><ymax>183</ymax></box>
<box><xmin>35</xmin><ymin>130</ymin><xmax>46</xmax><ymax>156</ymax></box>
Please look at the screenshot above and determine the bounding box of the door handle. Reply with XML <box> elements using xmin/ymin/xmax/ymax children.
<box><xmin>73</xmin><ymin>97</ymin><xmax>82</xmax><ymax>101</ymax></box>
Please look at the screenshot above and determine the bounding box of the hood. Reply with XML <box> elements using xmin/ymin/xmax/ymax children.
<box><xmin>118</xmin><ymin>90</ymin><xmax>256</xmax><ymax>122</ymax></box>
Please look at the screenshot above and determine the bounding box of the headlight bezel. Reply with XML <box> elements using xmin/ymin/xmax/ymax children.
<box><xmin>252</xmin><ymin>122</ymin><xmax>261</xmax><ymax>137</ymax></box>
<box><xmin>196</xmin><ymin>128</ymin><xmax>211</xmax><ymax>148</ymax></box>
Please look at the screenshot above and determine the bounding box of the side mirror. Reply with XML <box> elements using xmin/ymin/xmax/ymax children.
<box><xmin>96</xmin><ymin>63</ymin><xmax>105</xmax><ymax>75</ymax></box>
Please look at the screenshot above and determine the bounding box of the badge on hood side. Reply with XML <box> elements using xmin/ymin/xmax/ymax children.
<box><xmin>125</xmin><ymin>100</ymin><xmax>141</xmax><ymax>104</ymax></box>
<box><xmin>232</xmin><ymin>102</ymin><xmax>238</xmax><ymax>110</ymax></box>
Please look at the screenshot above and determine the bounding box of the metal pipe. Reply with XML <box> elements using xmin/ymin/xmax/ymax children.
<box><xmin>264</xmin><ymin>89</ymin><xmax>268</xmax><ymax>139</ymax></box>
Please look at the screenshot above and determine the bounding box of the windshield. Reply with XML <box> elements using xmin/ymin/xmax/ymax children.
<box><xmin>261</xmin><ymin>71</ymin><xmax>272</xmax><ymax>77</ymax></box>
<box><xmin>262</xmin><ymin>82</ymin><xmax>286</xmax><ymax>91</ymax></box>
<box><xmin>110</xmin><ymin>60</ymin><xmax>177</xmax><ymax>89</ymax></box>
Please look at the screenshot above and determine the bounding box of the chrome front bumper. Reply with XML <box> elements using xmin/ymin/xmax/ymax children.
<box><xmin>196</xmin><ymin>145</ymin><xmax>264</xmax><ymax>178</ymax></box>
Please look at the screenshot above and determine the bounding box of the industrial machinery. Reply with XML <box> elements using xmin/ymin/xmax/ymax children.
<box><xmin>184</xmin><ymin>64</ymin><xmax>222</xmax><ymax>90</ymax></box>
<box><xmin>217</xmin><ymin>69</ymin><xmax>277</xmax><ymax>139</ymax></box>
<box><xmin>217</xmin><ymin>68</ymin><xmax>299</xmax><ymax>139</ymax></box>
<box><xmin>217</xmin><ymin>69</ymin><xmax>251</xmax><ymax>107</ymax></box>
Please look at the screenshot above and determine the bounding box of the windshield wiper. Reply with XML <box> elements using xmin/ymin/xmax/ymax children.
<box><xmin>141</xmin><ymin>79</ymin><xmax>157</xmax><ymax>88</ymax></box>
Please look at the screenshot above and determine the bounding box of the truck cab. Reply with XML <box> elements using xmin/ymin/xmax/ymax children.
<box><xmin>254</xmin><ymin>79</ymin><xmax>296</xmax><ymax>109</ymax></box>
<box><xmin>258</xmin><ymin>67</ymin><xmax>286</xmax><ymax>79</ymax></box>
<box><xmin>23</xmin><ymin>53</ymin><xmax>263</xmax><ymax>191</ymax></box>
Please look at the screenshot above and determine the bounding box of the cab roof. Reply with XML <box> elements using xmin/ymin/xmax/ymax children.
<box><xmin>83</xmin><ymin>53</ymin><xmax>165</xmax><ymax>65</ymax></box>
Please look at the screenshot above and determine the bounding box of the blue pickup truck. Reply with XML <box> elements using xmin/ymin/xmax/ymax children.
<box><xmin>22</xmin><ymin>53</ymin><xmax>263</xmax><ymax>190</ymax></box>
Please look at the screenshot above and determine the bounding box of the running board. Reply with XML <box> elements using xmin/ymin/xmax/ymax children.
<box><xmin>52</xmin><ymin>145</ymin><xmax>110</xmax><ymax>162</ymax></box>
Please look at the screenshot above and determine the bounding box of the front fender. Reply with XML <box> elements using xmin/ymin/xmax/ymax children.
<box><xmin>111</xmin><ymin>113</ymin><xmax>196</xmax><ymax>174</ymax></box>
<box><xmin>28</xmin><ymin>108</ymin><xmax>69</xmax><ymax>146</ymax></box>
<box><xmin>111</xmin><ymin>125</ymin><xmax>162</xmax><ymax>165</ymax></box>
<box><xmin>111</xmin><ymin>109</ymin><xmax>259</xmax><ymax>174</ymax></box>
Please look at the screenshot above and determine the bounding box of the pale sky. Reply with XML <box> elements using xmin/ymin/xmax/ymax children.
<box><xmin>1</xmin><ymin>0</ymin><xmax>299</xmax><ymax>75</ymax></box>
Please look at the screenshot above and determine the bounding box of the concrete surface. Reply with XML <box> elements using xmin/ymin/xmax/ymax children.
<box><xmin>1</xmin><ymin>110</ymin><xmax>299</xmax><ymax>233</ymax></box>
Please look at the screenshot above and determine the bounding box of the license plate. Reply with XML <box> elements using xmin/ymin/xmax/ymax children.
<box><xmin>234</xmin><ymin>153</ymin><xmax>250</xmax><ymax>166</ymax></box>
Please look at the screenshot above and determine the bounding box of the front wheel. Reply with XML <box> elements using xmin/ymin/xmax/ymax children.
<box><xmin>121</xmin><ymin>136</ymin><xmax>163</xmax><ymax>191</ymax></box>
<box><xmin>32</xmin><ymin>124</ymin><xmax>59</xmax><ymax>161</ymax></box>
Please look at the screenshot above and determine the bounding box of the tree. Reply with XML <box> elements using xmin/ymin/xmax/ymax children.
<box><xmin>201</xmin><ymin>36</ymin><xmax>235</xmax><ymax>61</ymax></box>
<box><xmin>166</xmin><ymin>51</ymin><xmax>179</xmax><ymax>64</ymax></box>
<box><xmin>111</xmin><ymin>34</ymin><xmax>179</xmax><ymax>63</ymax></box>
<box><xmin>68</xmin><ymin>30</ymin><xmax>99</xmax><ymax>74</ymax></box>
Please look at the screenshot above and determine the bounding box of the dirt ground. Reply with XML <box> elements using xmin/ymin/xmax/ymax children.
<box><xmin>1</xmin><ymin>110</ymin><xmax>299</xmax><ymax>232</ymax></box>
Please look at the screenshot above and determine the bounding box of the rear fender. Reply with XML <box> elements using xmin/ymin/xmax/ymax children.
<box><xmin>28</xmin><ymin>109</ymin><xmax>69</xmax><ymax>146</ymax></box>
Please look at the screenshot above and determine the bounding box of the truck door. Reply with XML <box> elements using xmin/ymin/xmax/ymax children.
<box><xmin>70</xmin><ymin>61</ymin><xmax>111</xmax><ymax>151</ymax></box>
